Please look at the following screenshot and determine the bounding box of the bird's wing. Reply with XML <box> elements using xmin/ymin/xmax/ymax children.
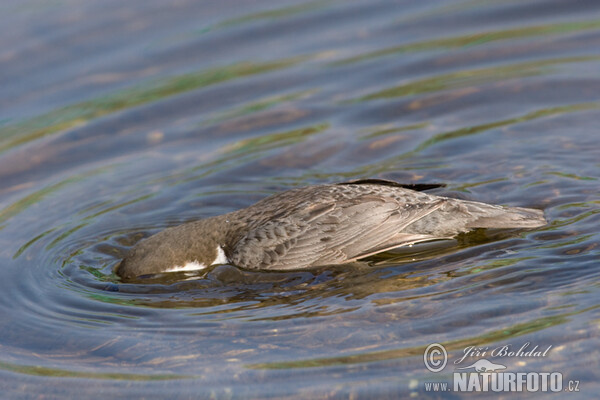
<box><xmin>337</xmin><ymin>178</ymin><xmax>445</xmax><ymax>192</ymax></box>
<box><xmin>229</xmin><ymin>196</ymin><xmax>446</xmax><ymax>270</ymax></box>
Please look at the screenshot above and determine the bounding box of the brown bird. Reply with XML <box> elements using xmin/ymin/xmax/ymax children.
<box><xmin>116</xmin><ymin>179</ymin><xmax>546</xmax><ymax>279</ymax></box>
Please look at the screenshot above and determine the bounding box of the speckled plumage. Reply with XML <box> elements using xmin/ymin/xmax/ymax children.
<box><xmin>116</xmin><ymin>179</ymin><xmax>546</xmax><ymax>279</ymax></box>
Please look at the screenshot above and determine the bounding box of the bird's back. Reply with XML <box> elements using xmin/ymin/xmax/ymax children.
<box><xmin>226</xmin><ymin>180</ymin><xmax>545</xmax><ymax>270</ymax></box>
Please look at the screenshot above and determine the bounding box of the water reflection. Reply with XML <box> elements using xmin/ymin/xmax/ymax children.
<box><xmin>65</xmin><ymin>228</ymin><xmax>543</xmax><ymax>314</ymax></box>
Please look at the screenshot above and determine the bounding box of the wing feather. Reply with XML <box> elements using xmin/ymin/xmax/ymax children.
<box><xmin>230</xmin><ymin>193</ymin><xmax>447</xmax><ymax>270</ymax></box>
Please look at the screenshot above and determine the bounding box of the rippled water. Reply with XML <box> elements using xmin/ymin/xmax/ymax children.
<box><xmin>1</xmin><ymin>0</ymin><xmax>599</xmax><ymax>398</ymax></box>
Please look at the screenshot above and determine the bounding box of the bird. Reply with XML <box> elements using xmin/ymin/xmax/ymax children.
<box><xmin>116</xmin><ymin>179</ymin><xmax>546</xmax><ymax>279</ymax></box>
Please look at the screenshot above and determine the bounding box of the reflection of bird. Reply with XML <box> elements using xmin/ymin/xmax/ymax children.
<box><xmin>116</xmin><ymin>179</ymin><xmax>546</xmax><ymax>279</ymax></box>
<box><xmin>456</xmin><ymin>359</ymin><xmax>507</xmax><ymax>372</ymax></box>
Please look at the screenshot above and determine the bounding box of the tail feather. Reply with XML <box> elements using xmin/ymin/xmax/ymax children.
<box><xmin>403</xmin><ymin>198</ymin><xmax>546</xmax><ymax>238</ymax></box>
<box><xmin>463</xmin><ymin>202</ymin><xmax>546</xmax><ymax>229</ymax></box>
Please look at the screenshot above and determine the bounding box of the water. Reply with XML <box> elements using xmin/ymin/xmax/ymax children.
<box><xmin>1</xmin><ymin>0</ymin><xmax>599</xmax><ymax>398</ymax></box>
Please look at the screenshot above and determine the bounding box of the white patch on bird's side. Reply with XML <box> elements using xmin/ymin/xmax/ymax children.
<box><xmin>165</xmin><ymin>260</ymin><xmax>207</xmax><ymax>273</ymax></box>
<box><xmin>211</xmin><ymin>245</ymin><xmax>229</xmax><ymax>265</ymax></box>
<box><xmin>165</xmin><ymin>246</ymin><xmax>228</xmax><ymax>273</ymax></box>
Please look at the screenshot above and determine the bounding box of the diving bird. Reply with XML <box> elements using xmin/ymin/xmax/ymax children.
<box><xmin>116</xmin><ymin>179</ymin><xmax>546</xmax><ymax>279</ymax></box>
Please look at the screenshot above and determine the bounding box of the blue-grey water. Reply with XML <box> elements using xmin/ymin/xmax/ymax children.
<box><xmin>0</xmin><ymin>0</ymin><xmax>599</xmax><ymax>398</ymax></box>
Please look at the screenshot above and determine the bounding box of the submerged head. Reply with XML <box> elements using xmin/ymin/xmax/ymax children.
<box><xmin>116</xmin><ymin>220</ymin><xmax>229</xmax><ymax>279</ymax></box>
<box><xmin>115</xmin><ymin>240</ymin><xmax>163</xmax><ymax>279</ymax></box>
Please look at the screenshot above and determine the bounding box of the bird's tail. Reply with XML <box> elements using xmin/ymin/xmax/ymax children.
<box><xmin>462</xmin><ymin>201</ymin><xmax>546</xmax><ymax>229</ymax></box>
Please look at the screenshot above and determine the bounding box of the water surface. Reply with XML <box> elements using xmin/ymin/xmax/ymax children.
<box><xmin>0</xmin><ymin>0</ymin><xmax>599</xmax><ymax>398</ymax></box>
